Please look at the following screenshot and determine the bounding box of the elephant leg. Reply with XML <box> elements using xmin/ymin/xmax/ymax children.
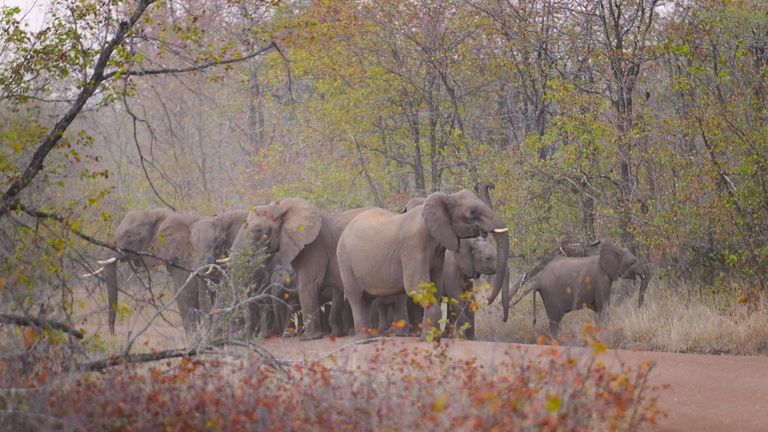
<box><xmin>466</xmin><ymin>308</ymin><xmax>476</xmax><ymax>340</ymax></box>
<box><xmin>549</xmin><ymin>320</ymin><xmax>560</xmax><ymax>337</ymax></box>
<box><xmin>343</xmin><ymin>274</ymin><xmax>372</xmax><ymax>339</ymax></box>
<box><xmin>329</xmin><ymin>287</ymin><xmax>346</xmax><ymax>337</ymax></box>
<box><xmin>341</xmin><ymin>301</ymin><xmax>354</xmax><ymax>335</ymax></box>
<box><xmin>197</xmin><ymin>280</ymin><xmax>212</xmax><ymax>316</ymax></box>
<box><xmin>297</xmin><ymin>265</ymin><xmax>326</xmax><ymax>341</ymax></box>
<box><xmin>407</xmin><ymin>297</ymin><xmax>423</xmax><ymax>336</ymax></box>
<box><xmin>258</xmin><ymin>300</ymin><xmax>274</xmax><ymax>338</ymax></box>
<box><xmin>244</xmin><ymin>301</ymin><xmax>258</xmax><ymax>339</ymax></box>
<box><xmin>275</xmin><ymin>300</ymin><xmax>289</xmax><ymax>337</ymax></box>
<box><xmin>169</xmin><ymin>266</ymin><xmax>198</xmax><ymax>335</ymax></box>
<box><xmin>390</xmin><ymin>296</ymin><xmax>408</xmax><ymax>337</ymax></box>
<box><xmin>369</xmin><ymin>298</ymin><xmax>385</xmax><ymax>334</ymax></box>
<box><xmin>442</xmin><ymin>303</ymin><xmax>457</xmax><ymax>338</ymax></box>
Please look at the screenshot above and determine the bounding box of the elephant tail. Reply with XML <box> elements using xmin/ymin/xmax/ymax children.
<box><xmin>532</xmin><ymin>285</ymin><xmax>538</xmax><ymax>326</ymax></box>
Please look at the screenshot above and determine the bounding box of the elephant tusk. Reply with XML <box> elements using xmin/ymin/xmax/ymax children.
<box><xmin>492</xmin><ymin>228</ymin><xmax>508</xmax><ymax>233</ymax></box>
<box><xmin>215</xmin><ymin>257</ymin><xmax>231</xmax><ymax>264</ymax></box>
<box><xmin>81</xmin><ymin>266</ymin><xmax>105</xmax><ymax>277</ymax></box>
<box><xmin>97</xmin><ymin>257</ymin><xmax>118</xmax><ymax>265</ymax></box>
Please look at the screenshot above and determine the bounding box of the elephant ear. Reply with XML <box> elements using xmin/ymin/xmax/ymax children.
<box><xmin>422</xmin><ymin>192</ymin><xmax>459</xmax><ymax>252</ymax></box>
<box><xmin>598</xmin><ymin>239</ymin><xmax>622</xmax><ymax>280</ymax></box>
<box><xmin>454</xmin><ymin>240</ymin><xmax>475</xmax><ymax>277</ymax></box>
<box><xmin>146</xmin><ymin>207</ymin><xmax>172</xmax><ymax>238</ymax></box>
<box><xmin>275</xmin><ymin>198</ymin><xmax>322</xmax><ymax>264</ymax></box>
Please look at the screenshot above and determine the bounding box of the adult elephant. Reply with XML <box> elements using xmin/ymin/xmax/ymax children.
<box><xmin>531</xmin><ymin>239</ymin><xmax>646</xmax><ymax>335</ymax></box>
<box><xmin>401</xmin><ymin>181</ymin><xmax>507</xmax><ymax>338</ymax></box>
<box><xmin>153</xmin><ymin>212</ymin><xmax>203</xmax><ymax>334</ymax></box>
<box><xmin>90</xmin><ymin>207</ymin><xmax>173</xmax><ymax>335</ymax></box>
<box><xmin>338</xmin><ymin>189</ymin><xmax>510</xmax><ymax>339</ymax></box>
<box><xmin>190</xmin><ymin>210</ymin><xmax>248</xmax><ymax>314</ymax></box>
<box><xmin>231</xmin><ymin>198</ymin><xmax>367</xmax><ymax>341</ymax></box>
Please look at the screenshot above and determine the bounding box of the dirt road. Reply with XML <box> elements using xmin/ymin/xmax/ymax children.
<box><xmin>261</xmin><ymin>336</ymin><xmax>768</xmax><ymax>432</ymax></box>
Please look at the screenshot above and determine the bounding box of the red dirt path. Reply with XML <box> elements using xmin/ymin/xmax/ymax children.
<box><xmin>260</xmin><ymin>336</ymin><xmax>768</xmax><ymax>432</ymax></box>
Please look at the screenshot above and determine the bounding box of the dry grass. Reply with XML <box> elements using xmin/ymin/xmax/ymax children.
<box><xmin>476</xmin><ymin>278</ymin><xmax>768</xmax><ymax>355</ymax></box>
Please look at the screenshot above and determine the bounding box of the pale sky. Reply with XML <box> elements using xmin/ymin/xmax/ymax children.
<box><xmin>2</xmin><ymin>0</ymin><xmax>50</xmax><ymax>31</ymax></box>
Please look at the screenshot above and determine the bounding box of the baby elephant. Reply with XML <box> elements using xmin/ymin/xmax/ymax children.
<box><xmin>532</xmin><ymin>240</ymin><xmax>646</xmax><ymax>335</ymax></box>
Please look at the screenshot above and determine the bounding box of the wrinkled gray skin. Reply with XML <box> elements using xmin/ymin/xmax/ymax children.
<box><xmin>532</xmin><ymin>240</ymin><xmax>647</xmax><ymax>336</ymax></box>
<box><xmin>232</xmin><ymin>198</ymin><xmax>367</xmax><ymax>341</ymax></box>
<box><xmin>338</xmin><ymin>189</ymin><xmax>510</xmax><ymax>340</ymax></box>
<box><xmin>153</xmin><ymin>213</ymin><xmax>203</xmax><ymax>335</ymax></box>
<box><xmin>103</xmin><ymin>207</ymin><xmax>173</xmax><ymax>334</ymax></box>
<box><xmin>189</xmin><ymin>210</ymin><xmax>248</xmax><ymax>315</ymax></box>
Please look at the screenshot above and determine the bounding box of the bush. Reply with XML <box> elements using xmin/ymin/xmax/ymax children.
<box><xmin>0</xmin><ymin>333</ymin><xmax>664</xmax><ymax>431</ymax></box>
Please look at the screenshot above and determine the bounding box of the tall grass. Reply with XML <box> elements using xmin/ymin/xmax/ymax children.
<box><xmin>476</xmin><ymin>279</ymin><xmax>768</xmax><ymax>355</ymax></box>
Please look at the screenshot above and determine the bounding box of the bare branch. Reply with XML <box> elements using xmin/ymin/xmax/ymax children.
<box><xmin>0</xmin><ymin>314</ymin><xmax>84</xmax><ymax>339</ymax></box>
<box><xmin>105</xmin><ymin>42</ymin><xmax>278</xmax><ymax>80</ymax></box>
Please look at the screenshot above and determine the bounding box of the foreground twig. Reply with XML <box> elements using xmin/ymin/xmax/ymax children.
<box><xmin>0</xmin><ymin>314</ymin><xmax>84</xmax><ymax>339</ymax></box>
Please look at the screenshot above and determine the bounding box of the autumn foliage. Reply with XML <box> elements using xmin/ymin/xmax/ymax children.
<box><xmin>1</xmin><ymin>332</ymin><xmax>663</xmax><ymax>431</ymax></box>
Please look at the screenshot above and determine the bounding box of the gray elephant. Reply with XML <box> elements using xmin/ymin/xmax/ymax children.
<box><xmin>93</xmin><ymin>207</ymin><xmax>173</xmax><ymax>334</ymax></box>
<box><xmin>337</xmin><ymin>189</ymin><xmax>510</xmax><ymax>340</ymax></box>
<box><xmin>153</xmin><ymin>212</ymin><xmax>202</xmax><ymax>334</ymax></box>
<box><xmin>231</xmin><ymin>198</ymin><xmax>367</xmax><ymax>340</ymax></box>
<box><xmin>190</xmin><ymin>210</ymin><xmax>249</xmax><ymax>314</ymax></box>
<box><xmin>443</xmin><ymin>237</ymin><xmax>501</xmax><ymax>338</ymax></box>
<box><xmin>270</xmin><ymin>264</ymin><xmax>301</xmax><ymax>336</ymax></box>
<box><xmin>531</xmin><ymin>239</ymin><xmax>647</xmax><ymax>335</ymax></box>
<box><xmin>401</xmin><ymin>182</ymin><xmax>504</xmax><ymax>338</ymax></box>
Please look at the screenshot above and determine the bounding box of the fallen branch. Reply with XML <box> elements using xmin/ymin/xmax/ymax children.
<box><xmin>80</xmin><ymin>346</ymin><xmax>206</xmax><ymax>372</ymax></box>
<box><xmin>0</xmin><ymin>314</ymin><xmax>84</xmax><ymax>339</ymax></box>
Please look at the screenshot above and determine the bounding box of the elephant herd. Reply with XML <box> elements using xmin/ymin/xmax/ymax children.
<box><xmin>88</xmin><ymin>183</ymin><xmax>649</xmax><ymax>341</ymax></box>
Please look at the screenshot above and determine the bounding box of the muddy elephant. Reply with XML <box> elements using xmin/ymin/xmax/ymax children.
<box><xmin>231</xmin><ymin>198</ymin><xmax>366</xmax><ymax>341</ymax></box>
<box><xmin>338</xmin><ymin>189</ymin><xmax>510</xmax><ymax>339</ymax></box>
<box><xmin>532</xmin><ymin>239</ymin><xmax>647</xmax><ymax>335</ymax></box>
<box><xmin>91</xmin><ymin>207</ymin><xmax>173</xmax><ymax>334</ymax></box>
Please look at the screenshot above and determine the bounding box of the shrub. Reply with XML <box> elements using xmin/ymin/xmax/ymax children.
<box><xmin>0</xmin><ymin>333</ymin><xmax>664</xmax><ymax>431</ymax></box>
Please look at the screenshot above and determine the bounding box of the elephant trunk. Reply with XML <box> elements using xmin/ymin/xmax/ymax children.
<box><xmin>104</xmin><ymin>259</ymin><xmax>118</xmax><ymax>335</ymax></box>
<box><xmin>499</xmin><ymin>267</ymin><xmax>511</xmax><ymax>322</ymax></box>
<box><xmin>475</xmin><ymin>182</ymin><xmax>495</xmax><ymax>210</ymax></box>
<box><xmin>487</xmin><ymin>226</ymin><xmax>510</xmax><ymax>319</ymax></box>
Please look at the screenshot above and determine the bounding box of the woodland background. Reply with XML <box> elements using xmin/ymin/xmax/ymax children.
<box><xmin>1</xmin><ymin>0</ymin><xmax>767</xmax><ymax>347</ymax></box>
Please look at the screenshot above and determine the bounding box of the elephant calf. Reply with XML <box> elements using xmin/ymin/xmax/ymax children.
<box><xmin>532</xmin><ymin>240</ymin><xmax>646</xmax><ymax>336</ymax></box>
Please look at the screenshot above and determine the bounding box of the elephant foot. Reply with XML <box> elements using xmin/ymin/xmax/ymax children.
<box><xmin>330</xmin><ymin>325</ymin><xmax>346</xmax><ymax>337</ymax></box>
<box><xmin>353</xmin><ymin>332</ymin><xmax>373</xmax><ymax>342</ymax></box>
<box><xmin>391</xmin><ymin>327</ymin><xmax>409</xmax><ymax>337</ymax></box>
<box><xmin>300</xmin><ymin>330</ymin><xmax>324</xmax><ymax>341</ymax></box>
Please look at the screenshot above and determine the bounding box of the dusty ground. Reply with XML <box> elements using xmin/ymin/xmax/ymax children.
<box><xmin>259</xmin><ymin>336</ymin><xmax>768</xmax><ymax>432</ymax></box>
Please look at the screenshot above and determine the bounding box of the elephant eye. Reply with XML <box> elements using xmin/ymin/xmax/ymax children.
<box><xmin>469</xmin><ymin>207</ymin><xmax>478</xmax><ymax>217</ymax></box>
